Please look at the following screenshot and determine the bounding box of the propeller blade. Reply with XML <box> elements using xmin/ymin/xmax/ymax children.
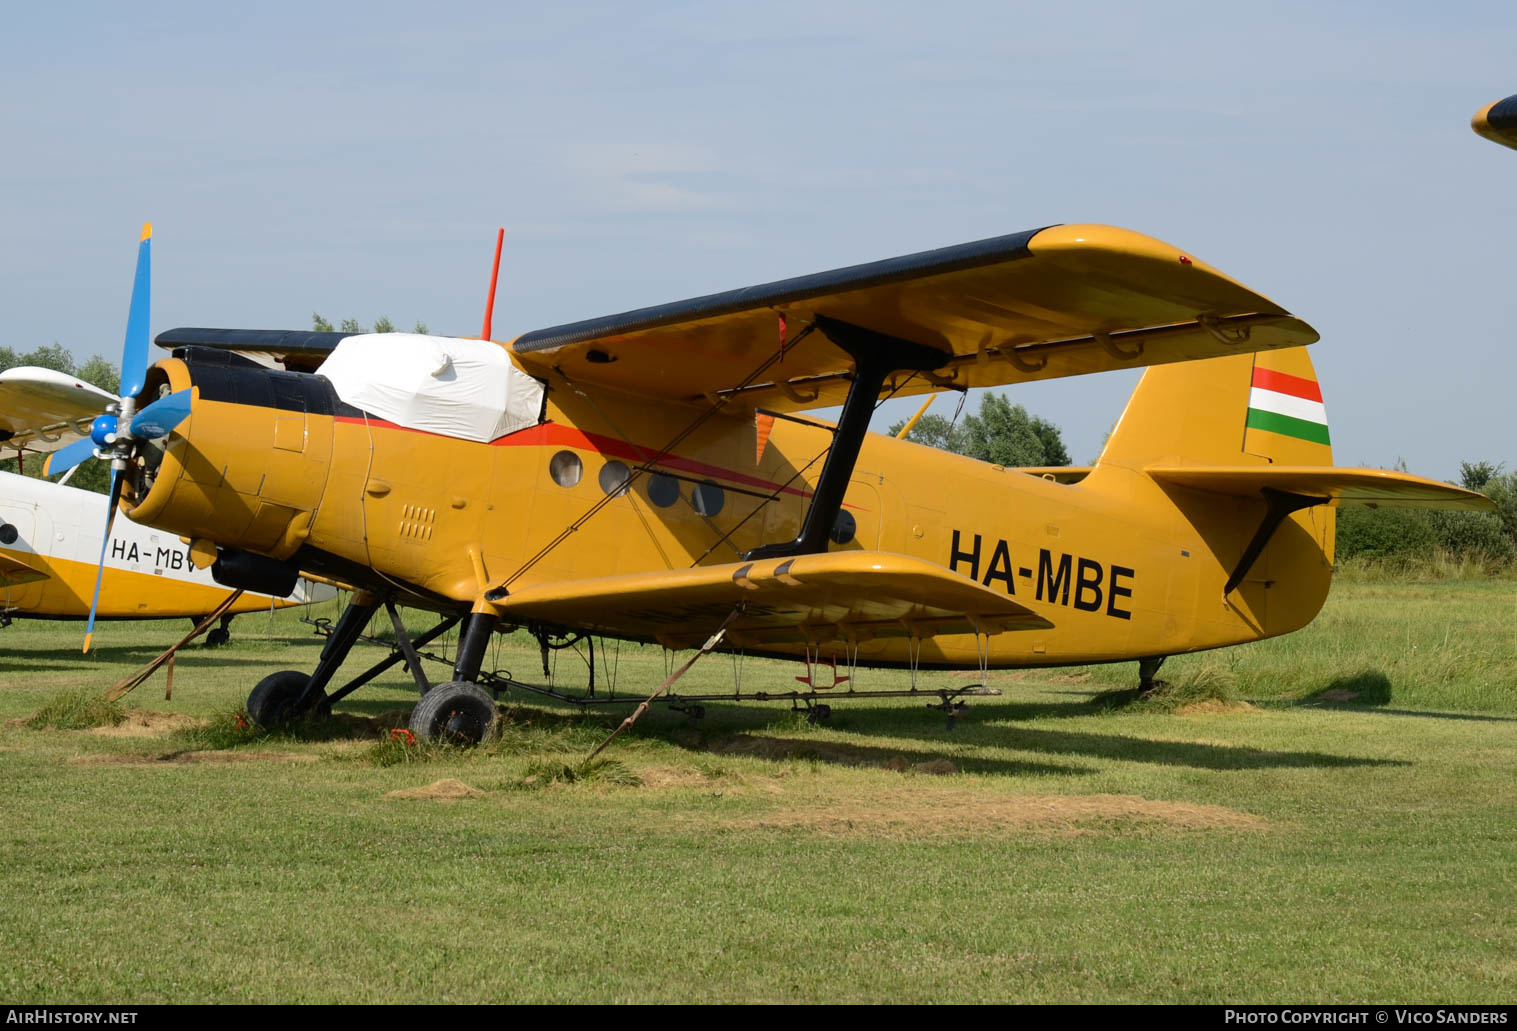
<box><xmin>82</xmin><ymin>469</ymin><xmax>126</xmax><ymax>654</ymax></box>
<box><xmin>128</xmin><ymin>388</ymin><xmax>191</xmax><ymax>440</ymax></box>
<box><xmin>119</xmin><ymin>223</ymin><xmax>152</xmax><ymax>400</ymax></box>
<box><xmin>44</xmin><ymin>437</ymin><xmax>98</xmax><ymax>478</ymax></box>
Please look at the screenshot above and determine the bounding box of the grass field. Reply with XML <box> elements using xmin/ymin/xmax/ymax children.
<box><xmin>0</xmin><ymin>578</ymin><xmax>1513</xmax><ymax>1004</ymax></box>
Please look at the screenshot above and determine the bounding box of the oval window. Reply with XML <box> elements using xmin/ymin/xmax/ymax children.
<box><xmin>830</xmin><ymin>510</ymin><xmax>857</xmax><ymax>545</ymax></box>
<box><xmin>549</xmin><ymin>450</ymin><xmax>583</xmax><ymax>488</ymax></box>
<box><xmin>691</xmin><ymin>480</ymin><xmax>725</xmax><ymax>517</ymax></box>
<box><xmin>0</xmin><ymin>523</ymin><xmax>16</xmax><ymax>546</ymax></box>
<box><xmin>646</xmin><ymin>473</ymin><xmax>679</xmax><ymax>508</ymax></box>
<box><xmin>599</xmin><ymin>460</ymin><xmax>631</xmax><ymax>497</ymax></box>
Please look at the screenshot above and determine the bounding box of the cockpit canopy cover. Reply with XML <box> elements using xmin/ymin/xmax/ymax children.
<box><xmin>316</xmin><ymin>334</ymin><xmax>544</xmax><ymax>443</ymax></box>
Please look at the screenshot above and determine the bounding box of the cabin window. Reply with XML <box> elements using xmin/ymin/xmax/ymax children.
<box><xmin>599</xmin><ymin>460</ymin><xmax>631</xmax><ymax>497</ymax></box>
<box><xmin>692</xmin><ymin>480</ymin><xmax>725</xmax><ymax>517</ymax></box>
<box><xmin>646</xmin><ymin>474</ymin><xmax>679</xmax><ymax>508</ymax></box>
<box><xmin>549</xmin><ymin>450</ymin><xmax>583</xmax><ymax>488</ymax></box>
<box><xmin>830</xmin><ymin>510</ymin><xmax>856</xmax><ymax>545</ymax></box>
<box><xmin>0</xmin><ymin>523</ymin><xmax>16</xmax><ymax>545</ymax></box>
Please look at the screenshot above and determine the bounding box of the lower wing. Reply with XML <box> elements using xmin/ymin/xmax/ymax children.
<box><xmin>490</xmin><ymin>551</ymin><xmax>1052</xmax><ymax>651</ymax></box>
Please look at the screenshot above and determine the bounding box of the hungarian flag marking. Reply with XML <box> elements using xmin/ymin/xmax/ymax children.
<box><xmin>1246</xmin><ymin>367</ymin><xmax>1330</xmax><ymax>445</ymax></box>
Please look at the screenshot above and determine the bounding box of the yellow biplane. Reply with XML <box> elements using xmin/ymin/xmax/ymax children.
<box><xmin>35</xmin><ymin>222</ymin><xmax>1489</xmax><ymax>740</ymax></box>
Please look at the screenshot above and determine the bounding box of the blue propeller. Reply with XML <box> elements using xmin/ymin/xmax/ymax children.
<box><xmin>41</xmin><ymin>223</ymin><xmax>194</xmax><ymax>651</ymax></box>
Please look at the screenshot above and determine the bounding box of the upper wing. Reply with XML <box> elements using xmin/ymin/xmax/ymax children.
<box><xmin>0</xmin><ymin>367</ymin><xmax>117</xmax><ymax>454</ymax></box>
<box><xmin>1145</xmin><ymin>466</ymin><xmax>1495</xmax><ymax>510</ymax></box>
<box><xmin>155</xmin><ymin>223</ymin><xmax>1317</xmax><ymax>412</ymax></box>
<box><xmin>507</xmin><ymin>223</ymin><xmax>1317</xmax><ymax>412</ymax></box>
<box><xmin>491</xmin><ymin>551</ymin><xmax>1052</xmax><ymax>651</ymax></box>
<box><xmin>1473</xmin><ymin>94</ymin><xmax>1517</xmax><ymax>151</ymax></box>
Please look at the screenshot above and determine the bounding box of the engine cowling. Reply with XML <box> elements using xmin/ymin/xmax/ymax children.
<box><xmin>125</xmin><ymin>348</ymin><xmax>335</xmax><ymax>562</ymax></box>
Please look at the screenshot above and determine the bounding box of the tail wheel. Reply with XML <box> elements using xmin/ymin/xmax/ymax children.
<box><xmin>247</xmin><ymin>670</ymin><xmax>325</xmax><ymax>728</ymax></box>
<box><xmin>409</xmin><ymin>682</ymin><xmax>499</xmax><ymax>744</ymax></box>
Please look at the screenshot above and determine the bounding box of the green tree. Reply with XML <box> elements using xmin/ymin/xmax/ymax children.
<box><xmin>1459</xmin><ymin>461</ymin><xmax>1501</xmax><ymax>491</ymax></box>
<box><xmin>75</xmin><ymin>355</ymin><xmax>119</xmax><ymax>395</ymax></box>
<box><xmin>16</xmin><ymin>342</ymin><xmax>74</xmax><ymax>373</ymax></box>
<box><xmin>1481</xmin><ymin>471</ymin><xmax>1517</xmax><ymax>545</ymax></box>
<box><xmin>888</xmin><ymin>412</ymin><xmax>964</xmax><ymax>452</ymax></box>
<box><xmin>889</xmin><ymin>392</ymin><xmax>1070</xmax><ymax>468</ymax></box>
<box><xmin>316</xmin><ymin>314</ymin><xmax>428</xmax><ymax>335</ymax></box>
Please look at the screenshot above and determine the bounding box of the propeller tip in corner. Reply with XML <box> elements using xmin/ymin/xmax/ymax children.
<box><xmin>140</xmin><ymin>222</ymin><xmax>152</xmax><ymax>241</ymax></box>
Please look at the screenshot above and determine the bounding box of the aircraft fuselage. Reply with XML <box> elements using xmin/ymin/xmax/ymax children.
<box><xmin>125</xmin><ymin>347</ymin><xmax>1333</xmax><ymax>668</ymax></box>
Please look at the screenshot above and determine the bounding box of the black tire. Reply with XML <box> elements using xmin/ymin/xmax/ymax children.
<box><xmin>247</xmin><ymin>670</ymin><xmax>322</xmax><ymax>728</ymax></box>
<box><xmin>206</xmin><ymin>627</ymin><xmax>231</xmax><ymax>647</ymax></box>
<box><xmin>409</xmin><ymin>682</ymin><xmax>498</xmax><ymax>744</ymax></box>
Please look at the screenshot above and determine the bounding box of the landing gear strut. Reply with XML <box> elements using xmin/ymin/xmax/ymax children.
<box><xmin>1138</xmin><ymin>655</ymin><xmax>1167</xmax><ymax>694</ymax></box>
<box><xmin>246</xmin><ymin>595</ymin><xmax>504</xmax><ymax>743</ymax></box>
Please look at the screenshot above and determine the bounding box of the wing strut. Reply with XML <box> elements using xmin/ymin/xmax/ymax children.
<box><xmin>744</xmin><ymin>315</ymin><xmax>948</xmax><ymax>561</ymax></box>
<box><xmin>1224</xmin><ymin>488</ymin><xmax>1326</xmax><ymax>596</ymax></box>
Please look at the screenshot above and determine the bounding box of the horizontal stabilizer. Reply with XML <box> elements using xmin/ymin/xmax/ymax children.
<box><xmin>0</xmin><ymin>551</ymin><xmax>48</xmax><ymax>588</ymax></box>
<box><xmin>1146</xmin><ymin>465</ymin><xmax>1495</xmax><ymax>510</ymax></box>
<box><xmin>0</xmin><ymin>367</ymin><xmax>117</xmax><ymax>454</ymax></box>
<box><xmin>491</xmin><ymin>551</ymin><xmax>1052</xmax><ymax>651</ymax></box>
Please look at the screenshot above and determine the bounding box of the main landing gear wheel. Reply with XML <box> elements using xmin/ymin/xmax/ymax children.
<box><xmin>206</xmin><ymin>627</ymin><xmax>231</xmax><ymax>647</ymax></box>
<box><xmin>246</xmin><ymin>670</ymin><xmax>326</xmax><ymax>728</ymax></box>
<box><xmin>409</xmin><ymin>682</ymin><xmax>499</xmax><ymax>745</ymax></box>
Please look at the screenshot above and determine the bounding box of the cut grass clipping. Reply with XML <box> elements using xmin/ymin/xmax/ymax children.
<box><xmin>519</xmin><ymin>757</ymin><xmax>640</xmax><ymax>788</ymax></box>
<box><xmin>24</xmin><ymin>689</ymin><xmax>125</xmax><ymax>730</ymax></box>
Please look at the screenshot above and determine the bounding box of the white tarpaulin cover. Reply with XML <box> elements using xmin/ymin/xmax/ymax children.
<box><xmin>316</xmin><ymin>334</ymin><xmax>545</xmax><ymax>443</ymax></box>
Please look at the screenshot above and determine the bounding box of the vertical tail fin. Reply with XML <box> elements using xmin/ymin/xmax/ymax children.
<box><xmin>1090</xmin><ymin>345</ymin><xmax>1336</xmax><ymax>639</ymax></box>
<box><xmin>1096</xmin><ymin>346</ymin><xmax>1332</xmax><ymax>471</ymax></box>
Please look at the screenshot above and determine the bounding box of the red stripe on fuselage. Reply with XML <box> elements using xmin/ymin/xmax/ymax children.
<box><xmin>333</xmin><ymin>416</ymin><xmax>823</xmax><ymax>503</ymax></box>
<box><xmin>1250</xmin><ymin>367</ymin><xmax>1322</xmax><ymax>403</ymax></box>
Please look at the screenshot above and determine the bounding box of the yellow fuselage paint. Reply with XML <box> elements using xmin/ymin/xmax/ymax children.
<box><xmin>128</xmin><ymin>347</ymin><xmax>1334</xmax><ymax>668</ymax></box>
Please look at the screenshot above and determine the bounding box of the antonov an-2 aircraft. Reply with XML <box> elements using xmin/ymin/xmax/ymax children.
<box><xmin>32</xmin><ymin>222</ymin><xmax>1490</xmax><ymax>741</ymax></box>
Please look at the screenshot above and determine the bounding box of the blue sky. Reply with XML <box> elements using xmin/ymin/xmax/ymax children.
<box><xmin>2</xmin><ymin>1</ymin><xmax>1513</xmax><ymax>475</ymax></box>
